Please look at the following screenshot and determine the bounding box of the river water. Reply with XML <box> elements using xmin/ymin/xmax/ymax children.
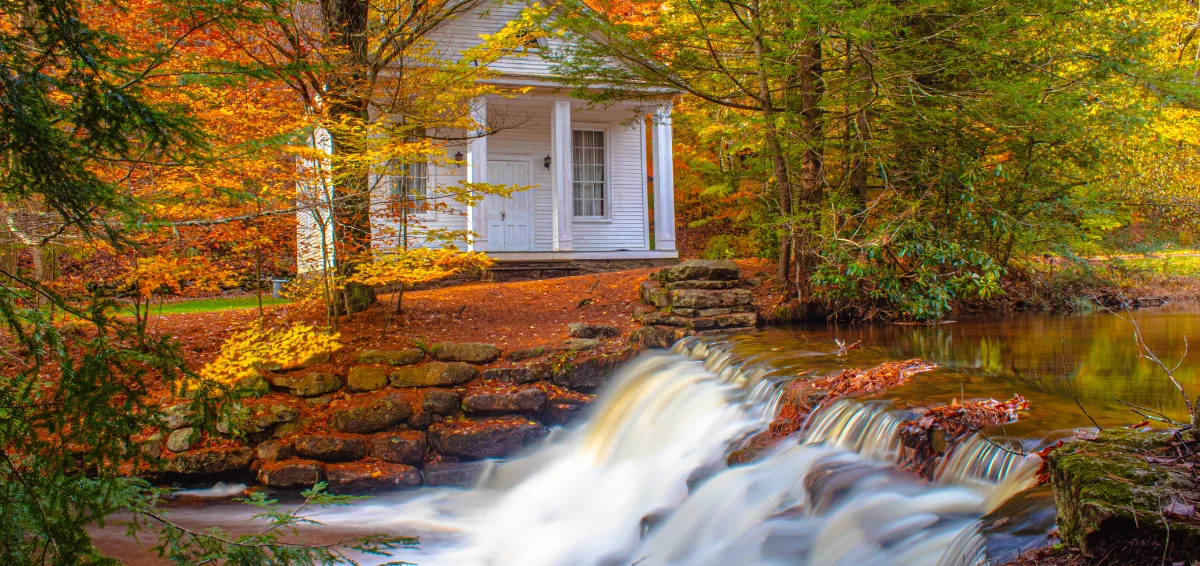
<box><xmin>97</xmin><ymin>305</ymin><xmax>1200</xmax><ymax>565</ymax></box>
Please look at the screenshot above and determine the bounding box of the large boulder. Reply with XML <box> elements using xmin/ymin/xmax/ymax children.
<box><xmin>268</xmin><ymin>372</ymin><xmax>344</xmax><ymax>397</ymax></box>
<box><xmin>257</xmin><ymin>459</ymin><xmax>323</xmax><ymax>488</ymax></box>
<box><xmin>428</xmin><ymin>416</ymin><xmax>549</xmax><ymax>460</ymax></box>
<box><xmin>657</xmin><ymin>259</ymin><xmax>739</xmax><ymax>283</ymax></box>
<box><xmin>329</xmin><ymin>396</ymin><xmax>411</xmax><ymax>434</ymax></box>
<box><xmin>325</xmin><ymin>461</ymin><xmax>422</xmax><ymax>493</ymax></box>
<box><xmin>389</xmin><ymin>362</ymin><xmax>477</xmax><ymax>388</ymax></box>
<box><xmin>369</xmin><ymin>431</ymin><xmax>427</xmax><ymax>464</ymax></box>
<box><xmin>1048</xmin><ymin>428</ymin><xmax>1200</xmax><ymax>561</ymax></box>
<box><xmin>346</xmin><ymin>366</ymin><xmax>390</xmax><ymax>392</ymax></box>
<box><xmin>462</xmin><ymin>386</ymin><xmax>547</xmax><ymax>414</ymax></box>
<box><xmin>293</xmin><ymin>434</ymin><xmax>367</xmax><ymax>462</ymax></box>
<box><xmin>356</xmin><ymin>348</ymin><xmax>424</xmax><ymax>366</ymax></box>
<box><xmin>430</xmin><ymin>342</ymin><xmax>501</xmax><ymax>364</ymax></box>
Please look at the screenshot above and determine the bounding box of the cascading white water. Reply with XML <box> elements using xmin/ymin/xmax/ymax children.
<box><xmin>317</xmin><ymin>346</ymin><xmax>1036</xmax><ymax>566</ymax></box>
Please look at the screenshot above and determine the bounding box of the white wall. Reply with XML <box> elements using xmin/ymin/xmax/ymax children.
<box><xmin>426</xmin><ymin>0</ymin><xmax>565</xmax><ymax>78</ymax></box>
<box><xmin>370</xmin><ymin>96</ymin><xmax>650</xmax><ymax>254</ymax></box>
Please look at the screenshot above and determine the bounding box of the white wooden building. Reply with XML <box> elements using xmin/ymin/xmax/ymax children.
<box><xmin>297</xmin><ymin>0</ymin><xmax>677</xmax><ymax>272</ymax></box>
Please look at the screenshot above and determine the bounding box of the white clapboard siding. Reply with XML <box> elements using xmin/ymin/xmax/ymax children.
<box><xmin>425</xmin><ymin>1</ymin><xmax>562</xmax><ymax>78</ymax></box>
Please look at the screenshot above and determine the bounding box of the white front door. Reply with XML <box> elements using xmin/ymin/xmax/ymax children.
<box><xmin>484</xmin><ymin>160</ymin><xmax>533</xmax><ymax>252</ymax></box>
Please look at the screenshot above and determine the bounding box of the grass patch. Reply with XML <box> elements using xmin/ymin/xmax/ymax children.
<box><xmin>126</xmin><ymin>296</ymin><xmax>291</xmax><ymax>316</ymax></box>
<box><xmin>1119</xmin><ymin>253</ymin><xmax>1200</xmax><ymax>277</ymax></box>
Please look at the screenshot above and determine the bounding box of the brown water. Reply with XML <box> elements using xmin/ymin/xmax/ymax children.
<box><xmin>722</xmin><ymin>303</ymin><xmax>1200</xmax><ymax>440</ymax></box>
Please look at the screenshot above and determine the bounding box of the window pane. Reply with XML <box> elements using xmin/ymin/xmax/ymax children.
<box><xmin>571</xmin><ymin>129</ymin><xmax>605</xmax><ymax>217</ymax></box>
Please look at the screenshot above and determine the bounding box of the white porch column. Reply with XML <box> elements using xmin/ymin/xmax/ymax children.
<box><xmin>550</xmin><ymin>100</ymin><xmax>574</xmax><ymax>251</ymax></box>
<box><xmin>467</xmin><ymin>98</ymin><xmax>488</xmax><ymax>252</ymax></box>
<box><xmin>652</xmin><ymin>103</ymin><xmax>676</xmax><ymax>251</ymax></box>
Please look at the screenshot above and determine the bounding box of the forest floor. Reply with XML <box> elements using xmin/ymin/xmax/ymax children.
<box><xmin>150</xmin><ymin>259</ymin><xmax>786</xmax><ymax>373</ymax></box>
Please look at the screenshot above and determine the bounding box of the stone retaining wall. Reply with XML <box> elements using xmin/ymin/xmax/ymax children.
<box><xmin>151</xmin><ymin>336</ymin><xmax>636</xmax><ymax>493</ymax></box>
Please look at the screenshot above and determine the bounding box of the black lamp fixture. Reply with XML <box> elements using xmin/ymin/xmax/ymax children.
<box><xmin>543</xmin><ymin>155</ymin><xmax>552</xmax><ymax>170</ymax></box>
<box><xmin>454</xmin><ymin>151</ymin><xmax>464</xmax><ymax>164</ymax></box>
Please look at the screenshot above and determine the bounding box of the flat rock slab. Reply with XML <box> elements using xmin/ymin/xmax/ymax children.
<box><xmin>428</xmin><ymin>416</ymin><xmax>549</xmax><ymax>460</ymax></box>
<box><xmin>268</xmin><ymin>372</ymin><xmax>344</xmax><ymax>397</ymax></box>
<box><xmin>325</xmin><ymin>461</ymin><xmax>422</xmax><ymax>493</ymax></box>
<box><xmin>1049</xmin><ymin>428</ymin><xmax>1200</xmax><ymax>561</ymax></box>
<box><xmin>346</xmin><ymin>366</ymin><xmax>390</xmax><ymax>392</ymax></box>
<box><xmin>463</xmin><ymin>386</ymin><xmax>547</xmax><ymax>414</ymax></box>
<box><xmin>507</xmin><ymin>347</ymin><xmax>545</xmax><ymax>362</ymax></box>
<box><xmin>430</xmin><ymin>342</ymin><xmax>501</xmax><ymax>364</ymax></box>
<box><xmin>356</xmin><ymin>348</ymin><xmax>424</xmax><ymax>366</ymax></box>
<box><xmin>669</xmin><ymin>288</ymin><xmax>753</xmax><ymax>309</ymax></box>
<box><xmin>166</xmin><ymin>445</ymin><xmax>253</xmax><ymax>475</ymax></box>
<box><xmin>423</xmin><ymin>461</ymin><xmax>488</xmax><ymax>488</ymax></box>
<box><xmin>257</xmin><ymin>459</ymin><xmax>323</xmax><ymax>488</ymax></box>
<box><xmin>329</xmin><ymin>396</ymin><xmax>411</xmax><ymax>434</ymax></box>
<box><xmin>567</xmin><ymin>323</ymin><xmax>620</xmax><ymax>339</ymax></box>
<box><xmin>370</xmin><ymin>431</ymin><xmax>427</xmax><ymax>464</ymax></box>
<box><xmin>293</xmin><ymin>434</ymin><xmax>368</xmax><ymax>462</ymax></box>
<box><xmin>657</xmin><ymin>259</ymin><xmax>739</xmax><ymax>282</ymax></box>
<box><xmin>552</xmin><ymin>356</ymin><xmax>622</xmax><ymax>390</ymax></box>
<box><xmin>390</xmin><ymin>362</ymin><xmax>478</xmax><ymax>387</ymax></box>
<box><xmin>563</xmin><ymin>338</ymin><xmax>601</xmax><ymax>352</ymax></box>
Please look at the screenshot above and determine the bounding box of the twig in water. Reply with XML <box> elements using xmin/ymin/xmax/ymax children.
<box><xmin>1114</xmin><ymin>398</ymin><xmax>1183</xmax><ymax>427</ymax></box>
<box><xmin>1060</xmin><ymin>314</ymin><xmax>1102</xmax><ymax>431</ymax></box>
<box><xmin>1091</xmin><ymin>293</ymin><xmax>1194</xmax><ymax>427</ymax></box>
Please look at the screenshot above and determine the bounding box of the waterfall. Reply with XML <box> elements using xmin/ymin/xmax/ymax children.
<box><xmin>315</xmin><ymin>348</ymin><xmax>1037</xmax><ymax>566</ymax></box>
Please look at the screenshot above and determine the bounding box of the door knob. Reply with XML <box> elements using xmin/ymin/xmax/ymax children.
<box><xmin>501</xmin><ymin>212</ymin><xmax>506</xmax><ymax>220</ymax></box>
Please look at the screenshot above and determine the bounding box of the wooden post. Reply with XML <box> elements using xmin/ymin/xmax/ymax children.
<box><xmin>467</xmin><ymin>98</ymin><xmax>489</xmax><ymax>252</ymax></box>
<box><xmin>652</xmin><ymin>103</ymin><xmax>676</xmax><ymax>252</ymax></box>
<box><xmin>551</xmin><ymin>100</ymin><xmax>574</xmax><ymax>251</ymax></box>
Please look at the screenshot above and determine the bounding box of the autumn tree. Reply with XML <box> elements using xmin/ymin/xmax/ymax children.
<box><xmin>0</xmin><ymin>0</ymin><xmax>408</xmax><ymax>562</ymax></box>
<box><xmin>218</xmin><ymin>0</ymin><xmax>537</xmax><ymax>317</ymax></box>
<box><xmin>550</xmin><ymin>0</ymin><xmax>1200</xmax><ymax>320</ymax></box>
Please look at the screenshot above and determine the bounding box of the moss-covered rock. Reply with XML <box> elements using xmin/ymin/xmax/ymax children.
<box><xmin>1048</xmin><ymin>428</ymin><xmax>1200</xmax><ymax>561</ymax></box>
<box><xmin>430</xmin><ymin>342</ymin><xmax>501</xmax><ymax>364</ymax></box>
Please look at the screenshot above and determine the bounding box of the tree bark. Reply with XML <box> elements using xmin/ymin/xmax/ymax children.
<box><xmin>751</xmin><ymin>16</ymin><xmax>793</xmax><ymax>286</ymax></box>
<box><xmin>795</xmin><ymin>28</ymin><xmax>825</xmax><ymax>297</ymax></box>
<box><xmin>323</xmin><ymin>0</ymin><xmax>376</xmax><ymax>314</ymax></box>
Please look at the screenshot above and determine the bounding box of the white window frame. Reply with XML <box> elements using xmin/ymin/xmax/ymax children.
<box><xmin>386</xmin><ymin>155</ymin><xmax>436</xmax><ymax>220</ymax></box>
<box><xmin>570</xmin><ymin>123</ymin><xmax>611</xmax><ymax>222</ymax></box>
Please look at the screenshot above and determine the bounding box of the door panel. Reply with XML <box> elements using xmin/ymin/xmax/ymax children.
<box><xmin>484</xmin><ymin>160</ymin><xmax>533</xmax><ymax>252</ymax></box>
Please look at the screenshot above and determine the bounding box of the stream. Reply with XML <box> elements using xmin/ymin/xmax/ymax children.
<box><xmin>95</xmin><ymin>304</ymin><xmax>1200</xmax><ymax>565</ymax></box>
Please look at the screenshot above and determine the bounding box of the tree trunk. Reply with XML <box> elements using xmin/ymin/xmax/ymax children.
<box><xmin>795</xmin><ymin>29</ymin><xmax>825</xmax><ymax>298</ymax></box>
<box><xmin>751</xmin><ymin>19</ymin><xmax>793</xmax><ymax>286</ymax></box>
<box><xmin>323</xmin><ymin>0</ymin><xmax>376</xmax><ymax>314</ymax></box>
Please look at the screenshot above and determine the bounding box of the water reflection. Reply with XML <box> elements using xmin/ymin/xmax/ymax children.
<box><xmin>721</xmin><ymin>303</ymin><xmax>1200</xmax><ymax>434</ymax></box>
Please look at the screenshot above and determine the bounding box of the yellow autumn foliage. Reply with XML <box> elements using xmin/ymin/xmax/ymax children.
<box><xmin>348</xmin><ymin>247</ymin><xmax>493</xmax><ymax>288</ymax></box>
<box><xmin>199</xmin><ymin>322</ymin><xmax>342</xmax><ymax>385</ymax></box>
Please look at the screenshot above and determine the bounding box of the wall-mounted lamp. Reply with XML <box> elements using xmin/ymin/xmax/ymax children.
<box><xmin>543</xmin><ymin>155</ymin><xmax>552</xmax><ymax>170</ymax></box>
<box><xmin>454</xmin><ymin>151</ymin><xmax>464</xmax><ymax>164</ymax></box>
